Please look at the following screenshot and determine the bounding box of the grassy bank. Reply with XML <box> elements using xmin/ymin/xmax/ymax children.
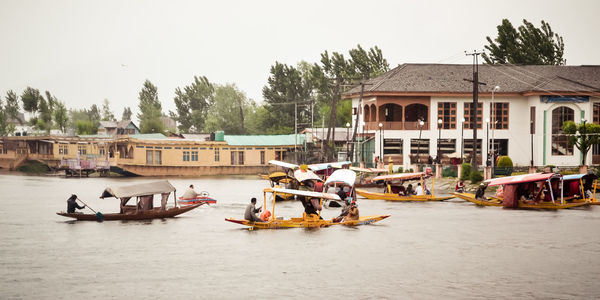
<box><xmin>16</xmin><ymin>160</ymin><xmax>50</xmax><ymax>174</ymax></box>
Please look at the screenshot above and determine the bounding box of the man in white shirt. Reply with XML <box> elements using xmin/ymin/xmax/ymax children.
<box><xmin>182</xmin><ymin>184</ymin><xmax>198</xmax><ymax>199</ymax></box>
<box><xmin>415</xmin><ymin>183</ymin><xmax>424</xmax><ymax>196</ymax></box>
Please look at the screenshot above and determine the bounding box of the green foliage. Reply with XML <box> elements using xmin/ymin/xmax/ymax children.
<box><xmin>563</xmin><ymin>120</ymin><xmax>600</xmax><ymax>165</ymax></box>
<box><xmin>21</xmin><ymin>87</ymin><xmax>42</xmax><ymax>114</ymax></box>
<box><xmin>442</xmin><ymin>167</ymin><xmax>458</xmax><ymax>178</ymax></box>
<box><xmin>171</xmin><ymin>76</ymin><xmax>214</xmax><ymax>133</ymax></box>
<box><xmin>204</xmin><ymin>83</ymin><xmax>254</xmax><ymax>134</ymax></box>
<box><xmin>16</xmin><ymin>160</ymin><xmax>50</xmax><ymax>174</ymax></box>
<box><xmin>36</xmin><ymin>119</ymin><xmax>47</xmax><ymax>131</ymax></box>
<box><xmin>470</xmin><ymin>171</ymin><xmax>484</xmax><ymax>183</ymax></box>
<box><xmin>89</xmin><ymin>104</ymin><xmax>100</xmax><ymax>123</ymax></box>
<box><xmin>53</xmin><ymin>101</ymin><xmax>68</xmax><ymax>133</ymax></box>
<box><xmin>122</xmin><ymin>107</ymin><xmax>132</xmax><ymax>121</ymax></box>
<box><xmin>137</xmin><ymin>80</ymin><xmax>165</xmax><ymax>134</ymax></box>
<box><xmin>483</xmin><ymin>19</ymin><xmax>565</xmax><ymax>65</ymax></box>
<box><xmin>76</xmin><ymin>120</ymin><xmax>98</xmax><ymax>135</ymax></box>
<box><xmin>101</xmin><ymin>99</ymin><xmax>115</xmax><ymax>121</ymax></box>
<box><xmin>396</xmin><ymin>166</ymin><xmax>403</xmax><ymax>173</ymax></box>
<box><xmin>497</xmin><ymin>156</ymin><xmax>513</xmax><ymax>167</ymax></box>
<box><xmin>38</xmin><ymin>98</ymin><xmax>52</xmax><ymax>133</ymax></box>
<box><xmin>0</xmin><ymin>96</ymin><xmax>8</xmax><ymax>135</ymax></box>
<box><xmin>460</xmin><ymin>163</ymin><xmax>472</xmax><ymax>180</ymax></box>
<box><xmin>5</xmin><ymin>90</ymin><xmax>21</xmax><ymax>123</ymax></box>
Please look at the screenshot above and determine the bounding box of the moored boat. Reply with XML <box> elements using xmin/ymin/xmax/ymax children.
<box><xmin>356</xmin><ymin>172</ymin><xmax>454</xmax><ymax>201</ymax></box>
<box><xmin>56</xmin><ymin>180</ymin><xmax>203</xmax><ymax>221</ymax></box>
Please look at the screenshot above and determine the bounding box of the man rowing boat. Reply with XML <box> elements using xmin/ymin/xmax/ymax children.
<box><xmin>244</xmin><ymin>197</ymin><xmax>264</xmax><ymax>222</ymax></box>
<box><xmin>66</xmin><ymin>194</ymin><xmax>85</xmax><ymax>213</ymax></box>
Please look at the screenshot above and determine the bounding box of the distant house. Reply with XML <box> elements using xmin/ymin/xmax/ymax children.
<box><xmin>160</xmin><ymin>116</ymin><xmax>177</xmax><ymax>132</ymax></box>
<box><xmin>98</xmin><ymin>120</ymin><xmax>140</xmax><ymax>136</ymax></box>
<box><xmin>8</xmin><ymin>113</ymin><xmax>34</xmax><ymax>136</ymax></box>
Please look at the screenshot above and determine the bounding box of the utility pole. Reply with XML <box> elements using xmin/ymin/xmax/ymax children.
<box><xmin>350</xmin><ymin>78</ymin><xmax>373</xmax><ymax>165</ymax></box>
<box><xmin>465</xmin><ymin>50</ymin><xmax>485</xmax><ymax>170</ymax></box>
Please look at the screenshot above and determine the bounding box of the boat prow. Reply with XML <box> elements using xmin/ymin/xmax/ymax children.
<box><xmin>356</xmin><ymin>188</ymin><xmax>453</xmax><ymax>202</ymax></box>
<box><xmin>453</xmin><ymin>192</ymin><xmax>590</xmax><ymax>209</ymax></box>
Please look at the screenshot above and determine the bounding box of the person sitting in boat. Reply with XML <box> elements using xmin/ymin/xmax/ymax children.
<box><xmin>455</xmin><ymin>180</ymin><xmax>464</xmax><ymax>193</ymax></box>
<box><xmin>344</xmin><ymin>200</ymin><xmax>359</xmax><ymax>221</ymax></box>
<box><xmin>406</xmin><ymin>184</ymin><xmax>414</xmax><ymax>195</ymax></box>
<box><xmin>397</xmin><ymin>185</ymin><xmax>406</xmax><ymax>196</ymax></box>
<box><xmin>475</xmin><ymin>182</ymin><xmax>488</xmax><ymax>200</ymax></box>
<box><xmin>182</xmin><ymin>184</ymin><xmax>198</xmax><ymax>199</ymax></box>
<box><xmin>302</xmin><ymin>197</ymin><xmax>322</xmax><ymax>219</ymax></box>
<box><xmin>415</xmin><ymin>183</ymin><xmax>424</xmax><ymax>196</ymax></box>
<box><xmin>244</xmin><ymin>197</ymin><xmax>264</xmax><ymax>222</ymax></box>
<box><xmin>66</xmin><ymin>194</ymin><xmax>85</xmax><ymax>213</ymax></box>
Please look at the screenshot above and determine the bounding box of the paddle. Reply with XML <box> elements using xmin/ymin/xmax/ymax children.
<box><xmin>76</xmin><ymin>197</ymin><xmax>104</xmax><ymax>221</ymax></box>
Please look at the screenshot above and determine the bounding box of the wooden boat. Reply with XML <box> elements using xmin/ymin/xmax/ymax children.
<box><xmin>178</xmin><ymin>195</ymin><xmax>217</xmax><ymax>206</ymax></box>
<box><xmin>356</xmin><ymin>172</ymin><xmax>454</xmax><ymax>201</ymax></box>
<box><xmin>56</xmin><ymin>180</ymin><xmax>202</xmax><ymax>221</ymax></box>
<box><xmin>350</xmin><ymin>166</ymin><xmax>388</xmax><ymax>187</ymax></box>
<box><xmin>457</xmin><ymin>173</ymin><xmax>591</xmax><ymax>210</ymax></box>
<box><xmin>561</xmin><ymin>174</ymin><xmax>600</xmax><ymax>205</ymax></box>
<box><xmin>452</xmin><ymin>192</ymin><xmax>588</xmax><ymax>209</ymax></box>
<box><xmin>225</xmin><ymin>180</ymin><xmax>389</xmax><ymax>229</ymax></box>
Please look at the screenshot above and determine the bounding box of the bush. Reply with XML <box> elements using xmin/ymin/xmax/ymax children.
<box><xmin>442</xmin><ymin>167</ymin><xmax>457</xmax><ymax>177</ymax></box>
<box><xmin>406</xmin><ymin>168</ymin><xmax>413</xmax><ymax>173</ymax></box>
<box><xmin>470</xmin><ymin>171</ymin><xmax>483</xmax><ymax>183</ymax></box>
<box><xmin>396</xmin><ymin>166</ymin><xmax>403</xmax><ymax>173</ymax></box>
<box><xmin>497</xmin><ymin>156</ymin><xmax>513</xmax><ymax>168</ymax></box>
<box><xmin>460</xmin><ymin>163</ymin><xmax>472</xmax><ymax>180</ymax></box>
<box><xmin>16</xmin><ymin>160</ymin><xmax>50</xmax><ymax>174</ymax></box>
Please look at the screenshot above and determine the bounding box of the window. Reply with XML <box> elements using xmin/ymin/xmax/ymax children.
<box><xmin>214</xmin><ymin>148</ymin><xmax>220</xmax><ymax>162</ymax></box>
<box><xmin>99</xmin><ymin>147</ymin><xmax>105</xmax><ymax>156</ymax></box>
<box><xmin>146</xmin><ymin>150</ymin><xmax>153</xmax><ymax>164</ymax></box>
<box><xmin>438</xmin><ymin>139</ymin><xmax>456</xmax><ymax>155</ymax></box>
<box><xmin>231</xmin><ymin>151</ymin><xmax>237</xmax><ymax>165</ymax></box>
<box><xmin>78</xmin><ymin>145</ymin><xmax>87</xmax><ymax>155</ymax></box>
<box><xmin>489</xmin><ymin>139</ymin><xmax>508</xmax><ymax>156</ymax></box>
<box><xmin>238</xmin><ymin>151</ymin><xmax>244</xmax><ymax>165</ymax></box>
<box><xmin>191</xmin><ymin>151</ymin><xmax>198</xmax><ymax>161</ymax></box>
<box><xmin>551</xmin><ymin>106</ymin><xmax>574</xmax><ymax>156</ymax></box>
<box><xmin>59</xmin><ymin>145</ymin><xmax>68</xmax><ymax>155</ymax></box>
<box><xmin>463</xmin><ymin>139</ymin><xmax>482</xmax><ymax>156</ymax></box>
<box><xmin>437</xmin><ymin>102</ymin><xmax>456</xmax><ymax>129</ymax></box>
<box><xmin>464</xmin><ymin>102</ymin><xmax>482</xmax><ymax>129</ymax></box>
<box><xmin>183</xmin><ymin>151</ymin><xmax>190</xmax><ymax>161</ymax></box>
<box><xmin>490</xmin><ymin>102</ymin><xmax>509</xmax><ymax>129</ymax></box>
<box><xmin>154</xmin><ymin>150</ymin><xmax>162</xmax><ymax>165</ymax></box>
<box><xmin>594</xmin><ymin>103</ymin><xmax>600</xmax><ymax>124</ymax></box>
<box><xmin>260</xmin><ymin>151</ymin><xmax>265</xmax><ymax>165</ymax></box>
<box><xmin>383</xmin><ymin>139</ymin><xmax>403</xmax><ymax>155</ymax></box>
<box><xmin>530</xmin><ymin>107</ymin><xmax>535</xmax><ymax>134</ymax></box>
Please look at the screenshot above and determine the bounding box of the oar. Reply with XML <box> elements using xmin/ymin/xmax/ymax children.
<box><xmin>77</xmin><ymin>197</ymin><xmax>104</xmax><ymax>221</ymax></box>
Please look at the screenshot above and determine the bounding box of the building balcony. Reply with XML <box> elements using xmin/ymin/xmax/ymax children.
<box><xmin>364</xmin><ymin>121</ymin><xmax>430</xmax><ymax>131</ymax></box>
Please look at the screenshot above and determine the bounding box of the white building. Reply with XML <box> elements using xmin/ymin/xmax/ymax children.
<box><xmin>345</xmin><ymin>64</ymin><xmax>600</xmax><ymax>168</ymax></box>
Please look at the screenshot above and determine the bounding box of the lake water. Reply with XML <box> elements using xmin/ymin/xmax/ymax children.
<box><xmin>1</xmin><ymin>173</ymin><xmax>599</xmax><ymax>299</ymax></box>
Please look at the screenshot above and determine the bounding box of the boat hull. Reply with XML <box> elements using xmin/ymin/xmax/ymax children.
<box><xmin>56</xmin><ymin>204</ymin><xmax>202</xmax><ymax>221</ymax></box>
<box><xmin>356</xmin><ymin>189</ymin><xmax>454</xmax><ymax>201</ymax></box>
<box><xmin>178</xmin><ymin>196</ymin><xmax>217</xmax><ymax>205</ymax></box>
<box><xmin>453</xmin><ymin>193</ymin><xmax>590</xmax><ymax>209</ymax></box>
<box><xmin>225</xmin><ymin>215</ymin><xmax>390</xmax><ymax>229</ymax></box>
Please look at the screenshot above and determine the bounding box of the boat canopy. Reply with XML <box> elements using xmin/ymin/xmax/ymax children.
<box><xmin>373</xmin><ymin>172</ymin><xmax>425</xmax><ymax>182</ymax></box>
<box><xmin>562</xmin><ymin>173</ymin><xmax>598</xmax><ymax>181</ymax></box>
<box><xmin>268</xmin><ymin>160</ymin><xmax>298</xmax><ymax>170</ymax></box>
<box><xmin>308</xmin><ymin>161</ymin><xmax>351</xmax><ymax>172</ymax></box>
<box><xmin>271</xmin><ymin>188</ymin><xmax>341</xmax><ymax>200</ymax></box>
<box><xmin>293</xmin><ymin>169</ymin><xmax>322</xmax><ymax>182</ymax></box>
<box><xmin>485</xmin><ymin>173</ymin><xmax>559</xmax><ymax>187</ymax></box>
<box><xmin>349</xmin><ymin>166</ymin><xmax>388</xmax><ymax>173</ymax></box>
<box><xmin>325</xmin><ymin>169</ymin><xmax>356</xmax><ymax>187</ymax></box>
<box><xmin>100</xmin><ymin>180</ymin><xmax>176</xmax><ymax>199</ymax></box>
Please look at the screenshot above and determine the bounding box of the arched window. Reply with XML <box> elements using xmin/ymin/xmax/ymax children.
<box><xmin>370</xmin><ymin>104</ymin><xmax>376</xmax><ymax>122</ymax></box>
<box><xmin>378</xmin><ymin>104</ymin><xmax>403</xmax><ymax>122</ymax></box>
<box><xmin>363</xmin><ymin>105</ymin><xmax>370</xmax><ymax>122</ymax></box>
<box><xmin>551</xmin><ymin>106</ymin><xmax>574</xmax><ymax>156</ymax></box>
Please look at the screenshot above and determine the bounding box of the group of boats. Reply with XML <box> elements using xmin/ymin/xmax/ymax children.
<box><xmin>56</xmin><ymin>159</ymin><xmax>599</xmax><ymax>228</ymax></box>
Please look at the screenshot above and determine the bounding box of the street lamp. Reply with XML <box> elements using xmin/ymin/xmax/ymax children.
<box><xmin>485</xmin><ymin>118</ymin><xmax>490</xmax><ymax>167</ymax></box>
<box><xmin>461</xmin><ymin>117</ymin><xmax>465</xmax><ymax>164</ymax></box>
<box><xmin>581</xmin><ymin>118</ymin><xmax>587</xmax><ymax>166</ymax></box>
<box><xmin>491</xmin><ymin>86</ymin><xmax>500</xmax><ymax>163</ymax></box>
<box><xmin>437</xmin><ymin>118</ymin><xmax>443</xmax><ymax>164</ymax></box>
<box><xmin>378</xmin><ymin>122</ymin><xmax>383</xmax><ymax>165</ymax></box>
<box><xmin>417</xmin><ymin>119</ymin><xmax>425</xmax><ymax>164</ymax></box>
<box><xmin>345</xmin><ymin>122</ymin><xmax>351</xmax><ymax>161</ymax></box>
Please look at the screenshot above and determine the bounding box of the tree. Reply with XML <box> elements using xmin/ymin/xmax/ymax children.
<box><xmin>204</xmin><ymin>84</ymin><xmax>254</xmax><ymax>134</ymax></box>
<box><xmin>21</xmin><ymin>87</ymin><xmax>42</xmax><ymax>117</ymax></box>
<box><xmin>37</xmin><ymin>98</ymin><xmax>52</xmax><ymax>132</ymax></box>
<box><xmin>170</xmin><ymin>76</ymin><xmax>214</xmax><ymax>133</ymax></box>
<box><xmin>262</xmin><ymin>62</ymin><xmax>313</xmax><ymax>134</ymax></box>
<box><xmin>75</xmin><ymin>120</ymin><xmax>98</xmax><ymax>135</ymax></box>
<box><xmin>122</xmin><ymin>107</ymin><xmax>132</xmax><ymax>120</ymax></box>
<box><xmin>563</xmin><ymin>121</ymin><xmax>600</xmax><ymax>166</ymax></box>
<box><xmin>483</xmin><ymin>19</ymin><xmax>565</xmax><ymax>65</ymax></box>
<box><xmin>53</xmin><ymin>101</ymin><xmax>68</xmax><ymax>133</ymax></box>
<box><xmin>89</xmin><ymin>104</ymin><xmax>101</xmax><ymax>123</ymax></box>
<box><xmin>101</xmin><ymin>99</ymin><xmax>115</xmax><ymax>121</ymax></box>
<box><xmin>0</xmin><ymin>96</ymin><xmax>9</xmax><ymax>136</ymax></box>
<box><xmin>5</xmin><ymin>90</ymin><xmax>21</xmax><ymax>124</ymax></box>
<box><xmin>137</xmin><ymin>80</ymin><xmax>164</xmax><ymax>134</ymax></box>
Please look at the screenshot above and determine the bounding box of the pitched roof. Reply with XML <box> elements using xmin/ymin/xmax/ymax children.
<box><xmin>344</xmin><ymin>64</ymin><xmax>600</xmax><ymax>96</ymax></box>
<box><xmin>224</xmin><ymin>134</ymin><xmax>306</xmax><ymax>146</ymax></box>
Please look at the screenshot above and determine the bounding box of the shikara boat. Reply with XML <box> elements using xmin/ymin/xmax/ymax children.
<box><xmin>350</xmin><ymin>166</ymin><xmax>388</xmax><ymax>187</ymax></box>
<box><xmin>225</xmin><ymin>178</ymin><xmax>389</xmax><ymax>230</ymax></box>
<box><xmin>454</xmin><ymin>173</ymin><xmax>590</xmax><ymax>209</ymax></box>
<box><xmin>178</xmin><ymin>195</ymin><xmax>217</xmax><ymax>206</ymax></box>
<box><xmin>356</xmin><ymin>172</ymin><xmax>454</xmax><ymax>201</ymax></box>
<box><xmin>57</xmin><ymin>180</ymin><xmax>203</xmax><ymax>221</ymax></box>
<box><xmin>561</xmin><ymin>174</ymin><xmax>599</xmax><ymax>205</ymax></box>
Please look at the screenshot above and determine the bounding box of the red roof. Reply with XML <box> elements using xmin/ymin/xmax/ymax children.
<box><xmin>485</xmin><ymin>173</ymin><xmax>559</xmax><ymax>187</ymax></box>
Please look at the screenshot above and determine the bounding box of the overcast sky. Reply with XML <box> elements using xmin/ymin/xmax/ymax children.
<box><xmin>1</xmin><ymin>0</ymin><xmax>598</xmax><ymax>122</ymax></box>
